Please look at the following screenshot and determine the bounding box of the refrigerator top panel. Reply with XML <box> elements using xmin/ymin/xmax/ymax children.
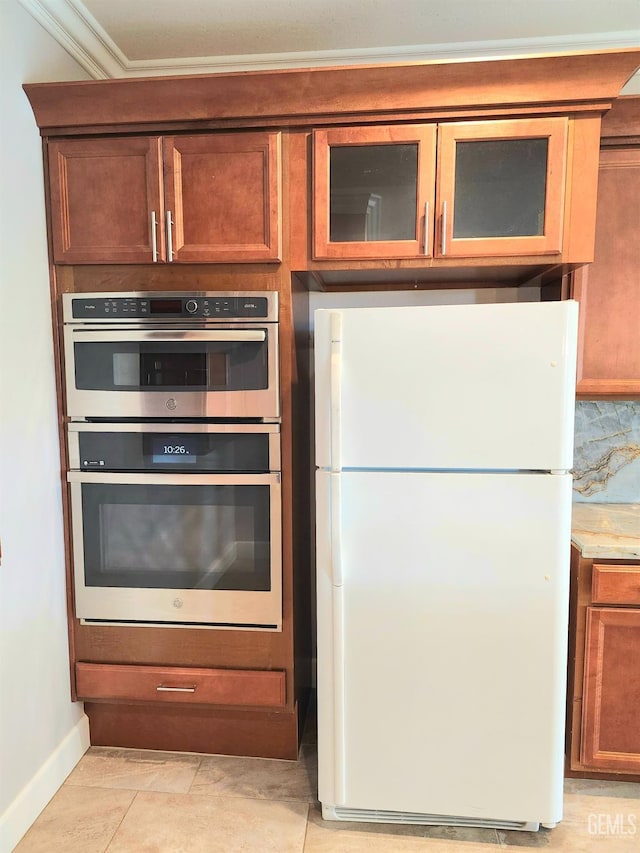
<box><xmin>314</xmin><ymin>300</ymin><xmax>578</xmax><ymax>472</ymax></box>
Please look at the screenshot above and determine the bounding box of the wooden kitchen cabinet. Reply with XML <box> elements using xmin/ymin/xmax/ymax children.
<box><xmin>313</xmin><ymin>124</ymin><xmax>437</xmax><ymax>259</ymax></box>
<box><xmin>76</xmin><ymin>662</ymin><xmax>287</xmax><ymax>709</ymax></box>
<box><xmin>48</xmin><ymin>131</ymin><xmax>282</xmax><ymax>264</ymax></box>
<box><xmin>48</xmin><ymin>136</ymin><xmax>164</xmax><ymax>264</ymax></box>
<box><xmin>436</xmin><ymin>118</ymin><xmax>567</xmax><ymax>259</ymax></box>
<box><xmin>581</xmin><ymin>606</ymin><xmax>640</xmax><ymax>771</ymax></box>
<box><xmin>572</xmin><ymin>96</ymin><xmax>640</xmax><ymax>398</ymax></box>
<box><xmin>567</xmin><ymin>546</ymin><xmax>640</xmax><ymax>778</ymax></box>
<box><xmin>313</xmin><ymin>117</ymin><xmax>568</xmax><ymax>261</ymax></box>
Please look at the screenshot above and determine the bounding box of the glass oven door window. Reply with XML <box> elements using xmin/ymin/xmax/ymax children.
<box><xmin>81</xmin><ymin>481</ymin><xmax>273</xmax><ymax>592</ymax></box>
<box><xmin>73</xmin><ymin>338</ymin><xmax>269</xmax><ymax>392</ymax></box>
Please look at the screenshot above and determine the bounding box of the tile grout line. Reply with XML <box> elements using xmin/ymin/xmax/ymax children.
<box><xmin>301</xmin><ymin>803</ymin><xmax>311</xmax><ymax>853</ymax></box>
<box><xmin>103</xmin><ymin>789</ymin><xmax>139</xmax><ymax>853</ymax></box>
<box><xmin>184</xmin><ymin>754</ymin><xmax>205</xmax><ymax>795</ymax></box>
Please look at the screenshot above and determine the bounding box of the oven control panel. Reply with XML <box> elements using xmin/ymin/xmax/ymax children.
<box><xmin>68</xmin><ymin>295</ymin><xmax>272</xmax><ymax>320</ymax></box>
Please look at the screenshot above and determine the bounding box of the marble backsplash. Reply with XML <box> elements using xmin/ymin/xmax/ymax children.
<box><xmin>573</xmin><ymin>401</ymin><xmax>640</xmax><ymax>503</ymax></box>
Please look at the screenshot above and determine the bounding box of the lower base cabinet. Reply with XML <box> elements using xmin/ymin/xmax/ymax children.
<box><xmin>76</xmin><ymin>662</ymin><xmax>286</xmax><ymax>709</ymax></box>
<box><xmin>581</xmin><ymin>607</ymin><xmax>640</xmax><ymax>771</ymax></box>
<box><xmin>84</xmin><ymin>700</ymin><xmax>301</xmax><ymax>760</ymax></box>
<box><xmin>567</xmin><ymin>548</ymin><xmax>640</xmax><ymax>778</ymax></box>
<box><xmin>75</xmin><ymin>663</ymin><xmax>298</xmax><ymax>759</ymax></box>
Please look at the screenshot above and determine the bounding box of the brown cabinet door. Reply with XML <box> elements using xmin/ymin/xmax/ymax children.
<box><xmin>573</xmin><ymin>146</ymin><xmax>640</xmax><ymax>397</ymax></box>
<box><xmin>581</xmin><ymin>606</ymin><xmax>640</xmax><ymax>772</ymax></box>
<box><xmin>48</xmin><ymin>136</ymin><xmax>164</xmax><ymax>264</ymax></box>
<box><xmin>313</xmin><ymin>124</ymin><xmax>437</xmax><ymax>260</ymax></box>
<box><xmin>436</xmin><ymin>118</ymin><xmax>568</xmax><ymax>258</ymax></box>
<box><xmin>163</xmin><ymin>132</ymin><xmax>281</xmax><ymax>262</ymax></box>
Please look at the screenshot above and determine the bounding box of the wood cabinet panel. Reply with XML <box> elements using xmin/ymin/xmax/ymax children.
<box><xmin>313</xmin><ymin>124</ymin><xmax>437</xmax><ymax>260</ymax></box>
<box><xmin>312</xmin><ymin>117</ymin><xmax>571</xmax><ymax>265</ymax></box>
<box><xmin>592</xmin><ymin>564</ymin><xmax>640</xmax><ymax>606</ymax></box>
<box><xmin>581</xmin><ymin>607</ymin><xmax>640</xmax><ymax>771</ymax></box>
<box><xmin>573</xmin><ymin>144</ymin><xmax>640</xmax><ymax>397</ymax></box>
<box><xmin>436</xmin><ymin>117</ymin><xmax>567</xmax><ymax>258</ymax></box>
<box><xmin>76</xmin><ymin>662</ymin><xmax>286</xmax><ymax>709</ymax></box>
<box><xmin>566</xmin><ymin>548</ymin><xmax>640</xmax><ymax>780</ymax></box>
<box><xmin>85</xmin><ymin>701</ymin><xmax>300</xmax><ymax>759</ymax></box>
<box><xmin>48</xmin><ymin>137</ymin><xmax>163</xmax><ymax>264</ymax></box>
<box><xmin>47</xmin><ymin>132</ymin><xmax>281</xmax><ymax>265</ymax></box>
<box><xmin>163</xmin><ymin>133</ymin><xmax>281</xmax><ymax>262</ymax></box>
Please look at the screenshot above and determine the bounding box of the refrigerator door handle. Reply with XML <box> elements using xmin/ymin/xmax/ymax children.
<box><xmin>330</xmin><ymin>473</ymin><xmax>343</xmax><ymax>587</ymax></box>
<box><xmin>329</xmin><ymin>312</ymin><xmax>343</xmax><ymax>473</ymax></box>
<box><xmin>332</xmin><ymin>582</ymin><xmax>346</xmax><ymax>804</ymax></box>
<box><xmin>329</xmin><ymin>472</ymin><xmax>346</xmax><ymax>802</ymax></box>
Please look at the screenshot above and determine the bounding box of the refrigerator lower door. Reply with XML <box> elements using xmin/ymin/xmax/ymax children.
<box><xmin>316</xmin><ymin>470</ymin><xmax>572</xmax><ymax>830</ymax></box>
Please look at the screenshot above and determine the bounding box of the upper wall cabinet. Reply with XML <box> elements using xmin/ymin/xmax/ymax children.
<box><xmin>47</xmin><ymin>132</ymin><xmax>282</xmax><ymax>264</ymax></box>
<box><xmin>313</xmin><ymin>124</ymin><xmax>437</xmax><ymax>259</ymax></box>
<box><xmin>313</xmin><ymin>117</ymin><xmax>568</xmax><ymax>261</ymax></box>
<box><xmin>436</xmin><ymin>118</ymin><xmax>567</xmax><ymax>259</ymax></box>
<box><xmin>571</xmin><ymin>96</ymin><xmax>640</xmax><ymax>398</ymax></box>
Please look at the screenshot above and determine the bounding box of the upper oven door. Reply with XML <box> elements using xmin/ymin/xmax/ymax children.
<box><xmin>63</xmin><ymin>326</ymin><xmax>279</xmax><ymax>419</ymax></box>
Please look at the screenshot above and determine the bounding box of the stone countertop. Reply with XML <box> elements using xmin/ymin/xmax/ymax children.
<box><xmin>571</xmin><ymin>504</ymin><xmax>640</xmax><ymax>560</ymax></box>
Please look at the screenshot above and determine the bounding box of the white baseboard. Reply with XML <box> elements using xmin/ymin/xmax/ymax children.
<box><xmin>0</xmin><ymin>713</ymin><xmax>90</xmax><ymax>853</ymax></box>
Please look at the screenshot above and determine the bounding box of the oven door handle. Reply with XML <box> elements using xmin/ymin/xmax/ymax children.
<box><xmin>66</xmin><ymin>329</ymin><xmax>266</xmax><ymax>343</ymax></box>
<box><xmin>67</xmin><ymin>472</ymin><xmax>280</xmax><ymax>486</ymax></box>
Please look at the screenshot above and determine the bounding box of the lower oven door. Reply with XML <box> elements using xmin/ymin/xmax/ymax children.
<box><xmin>67</xmin><ymin>471</ymin><xmax>282</xmax><ymax>630</ymax></box>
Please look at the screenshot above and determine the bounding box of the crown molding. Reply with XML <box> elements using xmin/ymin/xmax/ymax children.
<box><xmin>17</xmin><ymin>0</ymin><xmax>640</xmax><ymax>81</ymax></box>
<box><xmin>17</xmin><ymin>0</ymin><xmax>127</xmax><ymax>78</ymax></box>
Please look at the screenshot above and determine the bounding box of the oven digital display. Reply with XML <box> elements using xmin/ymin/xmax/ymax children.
<box><xmin>150</xmin><ymin>299</ymin><xmax>183</xmax><ymax>314</ymax></box>
<box><xmin>150</xmin><ymin>435</ymin><xmax>199</xmax><ymax>464</ymax></box>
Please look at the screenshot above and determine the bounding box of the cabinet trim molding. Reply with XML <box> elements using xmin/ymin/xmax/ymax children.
<box><xmin>23</xmin><ymin>50</ymin><xmax>640</xmax><ymax>135</ymax></box>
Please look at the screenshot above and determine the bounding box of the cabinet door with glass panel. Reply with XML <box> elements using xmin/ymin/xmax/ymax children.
<box><xmin>313</xmin><ymin>117</ymin><xmax>569</xmax><ymax>261</ymax></box>
<box><xmin>436</xmin><ymin>118</ymin><xmax>568</xmax><ymax>258</ymax></box>
<box><xmin>313</xmin><ymin>124</ymin><xmax>437</xmax><ymax>259</ymax></box>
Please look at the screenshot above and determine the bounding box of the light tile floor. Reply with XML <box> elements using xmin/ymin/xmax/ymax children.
<box><xmin>14</xmin><ymin>708</ymin><xmax>640</xmax><ymax>852</ymax></box>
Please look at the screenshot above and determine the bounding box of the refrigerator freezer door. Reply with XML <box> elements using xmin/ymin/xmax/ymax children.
<box><xmin>316</xmin><ymin>469</ymin><xmax>571</xmax><ymax>826</ymax></box>
<box><xmin>314</xmin><ymin>301</ymin><xmax>578</xmax><ymax>472</ymax></box>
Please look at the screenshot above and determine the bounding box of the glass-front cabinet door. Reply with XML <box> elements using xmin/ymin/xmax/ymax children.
<box><xmin>313</xmin><ymin>125</ymin><xmax>437</xmax><ymax>259</ymax></box>
<box><xmin>436</xmin><ymin>118</ymin><xmax>568</xmax><ymax>258</ymax></box>
<box><xmin>313</xmin><ymin>117</ymin><xmax>569</xmax><ymax>262</ymax></box>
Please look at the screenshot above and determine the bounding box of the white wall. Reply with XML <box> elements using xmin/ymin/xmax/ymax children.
<box><xmin>0</xmin><ymin>2</ymin><xmax>91</xmax><ymax>849</ymax></box>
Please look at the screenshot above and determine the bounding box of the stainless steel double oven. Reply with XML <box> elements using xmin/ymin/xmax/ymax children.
<box><xmin>63</xmin><ymin>292</ymin><xmax>282</xmax><ymax>630</ymax></box>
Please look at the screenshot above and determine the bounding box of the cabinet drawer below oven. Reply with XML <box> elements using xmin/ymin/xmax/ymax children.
<box><xmin>76</xmin><ymin>662</ymin><xmax>286</xmax><ymax>708</ymax></box>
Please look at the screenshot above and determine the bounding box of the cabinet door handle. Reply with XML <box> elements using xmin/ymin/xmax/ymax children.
<box><xmin>156</xmin><ymin>684</ymin><xmax>197</xmax><ymax>693</ymax></box>
<box><xmin>151</xmin><ymin>211</ymin><xmax>158</xmax><ymax>262</ymax></box>
<box><xmin>166</xmin><ymin>210</ymin><xmax>174</xmax><ymax>262</ymax></box>
<box><xmin>441</xmin><ymin>200</ymin><xmax>448</xmax><ymax>256</ymax></box>
<box><xmin>423</xmin><ymin>201</ymin><xmax>430</xmax><ymax>255</ymax></box>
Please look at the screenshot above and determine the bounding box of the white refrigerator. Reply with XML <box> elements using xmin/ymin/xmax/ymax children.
<box><xmin>314</xmin><ymin>300</ymin><xmax>578</xmax><ymax>832</ymax></box>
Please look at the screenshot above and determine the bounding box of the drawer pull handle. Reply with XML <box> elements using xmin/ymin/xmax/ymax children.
<box><xmin>156</xmin><ymin>684</ymin><xmax>197</xmax><ymax>693</ymax></box>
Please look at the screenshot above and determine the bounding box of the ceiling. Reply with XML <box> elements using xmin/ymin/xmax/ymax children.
<box><xmin>18</xmin><ymin>0</ymin><xmax>640</xmax><ymax>87</ymax></box>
